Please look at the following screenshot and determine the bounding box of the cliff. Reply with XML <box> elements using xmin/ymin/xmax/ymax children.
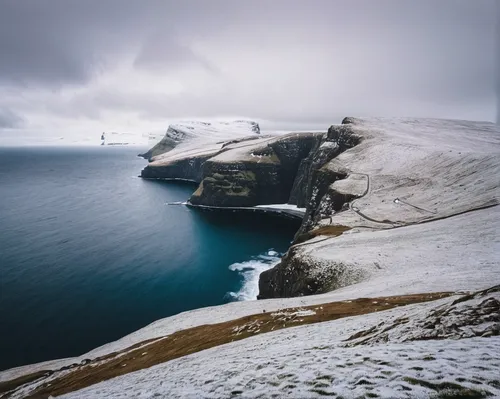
<box><xmin>189</xmin><ymin>133</ymin><xmax>321</xmax><ymax>207</ymax></box>
<box><xmin>1</xmin><ymin>118</ymin><xmax>498</xmax><ymax>397</ymax></box>
<box><xmin>142</xmin><ymin>130</ymin><xmax>326</xmax><ymax>207</ymax></box>
<box><xmin>259</xmin><ymin>117</ymin><xmax>500</xmax><ymax>298</ymax></box>
<box><xmin>142</xmin><ymin>117</ymin><xmax>499</xmax><ymax>299</ymax></box>
<box><xmin>139</xmin><ymin>120</ymin><xmax>260</xmax><ymax>161</ymax></box>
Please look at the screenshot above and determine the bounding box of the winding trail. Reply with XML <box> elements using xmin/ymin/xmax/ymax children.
<box><xmin>294</xmin><ymin>166</ymin><xmax>498</xmax><ymax>249</ymax></box>
<box><xmin>348</xmin><ymin>172</ymin><xmax>399</xmax><ymax>226</ymax></box>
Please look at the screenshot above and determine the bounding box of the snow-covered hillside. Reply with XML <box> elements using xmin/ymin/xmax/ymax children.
<box><xmin>165</xmin><ymin>121</ymin><xmax>260</xmax><ymax>147</ymax></box>
<box><xmin>260</xmin><ymin>117</ymin><xmax>500</xmax><ymax>298</ymax></box>
<box><xmin>140</xmin><ymin>120</ymin><xmax>260</xmax><ymax>160</ymax></box>
<box><xmin>58</xmin><ymin>287</ymin><xmax>500</xmax><ymax>398</ymax></box>
<box><xmin>1</xmin><ymin>117</ymin><xmax>498</xmax><ymax>399</ymax></box>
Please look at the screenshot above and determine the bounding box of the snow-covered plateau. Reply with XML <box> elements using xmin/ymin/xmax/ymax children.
<box><xmin>139</xmin><ymin>120</ymin><xmax>261</xmax><ymax>160</ymax></box>
<box><xmin>1</xmin><ymin>117</ymin><xmax>498</xmax><ymax>399</ymax></box>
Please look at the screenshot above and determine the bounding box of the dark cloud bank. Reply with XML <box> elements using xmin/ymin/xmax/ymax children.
<box><xmin>0</xmin><ymin>0</ymin><xmax>498</xmax><ymax>136</ymax></box>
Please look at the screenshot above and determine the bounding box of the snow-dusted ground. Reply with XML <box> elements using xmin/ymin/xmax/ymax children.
<box><xmin>291</xmin><ymin>205</ymin><xmax>499</xmax><ymax>295</ymax></box>
<box><xmin>164</xmin><ymin>120</ymin><xmax>260</xmax><ymax>147</ymax></box>
<box><xmin>61</xmin><ymin>289</ymin><xmax>500</xmax><ymax>399</ymax></box>
<box><xmin>64</xmin><ymin>339</ymin><xmax>500</xmax><ymax>399</ymax></box>
<box><xmin>1</xmin><ymin>118</ymin><xmax>498</xmax><ymax>397</ymax></box>
<box><xmin>2</xmin><ymin>206</ymin><xmax>497</xmax><ymax>384</ymax></box>
<box><xmin>148</xmin><ymin>121</ymin><xmax>263</xmax><ymax>163</ymax></box>
<box><xmin>149</xmin><ymin>135</ymin><xmax>276</xmax><ymax>165</ymax></box>
<box><xmin>149</xmin><ymin>131</ymin><xmax>316</xmax><ymax>167</ymax></box>
<box><xmin>320</xmin><ymin>118</ymin><xmax>500</xmax><ymax>229</ymax></box>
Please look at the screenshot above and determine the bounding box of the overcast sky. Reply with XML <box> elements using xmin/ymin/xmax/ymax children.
<box><xmin>0</xmin><ymin>0</ymin><xmax>498</xmax><ymax>141</ymax></box>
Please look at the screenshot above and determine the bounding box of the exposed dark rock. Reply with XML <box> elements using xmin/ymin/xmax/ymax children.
<box><xmin>139</xmin><ymin>136</ymin><xmax>177</xmax><ymax>161</ymax></box>
<box><xmin>258</xmin><ymin>243</ymin><xmax>367</xmax><ymax>299</ymax></box>
<box><xmin>258</xmin><ymin>122</ymin><xmax>367</xmax><ymax>298</ymax></box>
<box><xmin>140</xmin><ymin>123</ymin><xmax>362</xmax><ymax>299</ymax></box>
<box><xmin>294</xmin><ymin>166</ymin><xmax>347</xmax><ymax>238</ymax></box>
<box><xmin>288</xmin><ymin>134</ymin><xmax>332</xmax><ymax>207</ymax></box>
<box><xmin>189</xmin><ymin>161</ymin><xmax>281</xmax><ymax>207</ymax></box>
<box><xmin>189</xmin><ymin>133</ymin><xmax>322</xmax><ymax>207</ymax></box>
<box><xmin>291</xmin><ymin>123</ymin><xmax>363</xmax><ymax>239</ymax></box>
<box><xmin>141</xmin><ymin>155</ymin><xmax>210</xmax><ymax>182</ymax></box>
<box><xmin>258</xmin><ymin>247</ymin><xmax>320</xmax><ymax>298</ymax></box>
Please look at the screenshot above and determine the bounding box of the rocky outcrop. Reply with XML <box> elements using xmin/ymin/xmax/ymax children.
<box><xmin>139</xmin><ymin>136</ymin><xmax>177</xmax><ymax>161</ymax></box>
<box><xmin>140</xmin><ymin>117</ymin><xmax>500</xmax><ymax>301</ymax></box>
<box><xmin>259</xmin><ymin>117</ymin><xmax>500</xmax><ymax>299</ymax></box>
<box><xmin>190</xmin><ymin>133</ymin><xmax>320</xmax><ymax>207</ymax></box>
<box><xmin>140</xmin><ymin>154</ymin><xmax>211</xmax><ymax>182</ymax></box>
<box><xmin>140</xmin><ymin>134</ymin><xmax>268</xmax><ymax>182</ymax></box>
<box><xmin>139</xmin><ymin>121</ymin><xmax>260</xmax><ymax>160</ymax></box>
<box><xmin>141</xmin><ymin>130</ymin><xmax>325</xmax><ymax>207</ymax></box>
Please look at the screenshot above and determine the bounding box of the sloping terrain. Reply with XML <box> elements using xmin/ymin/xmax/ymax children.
<box><xmin>260</xmin><ymin>117</ymin><xmax>500</xmax><ymax>297</ymax></box>
<box><xmin>1</xmin><ymin>117</ymin><xmax>498</xmax><ymax>398</ymax></box>
<box><xmin>139</xmin><ymin>120</ymin><xmax>260</xmax><ymax>160</ymax></box>
<box><xmin>5</xmin><ymin>286</ymin><xmax>496</xmax><ymax>398</ymax></box>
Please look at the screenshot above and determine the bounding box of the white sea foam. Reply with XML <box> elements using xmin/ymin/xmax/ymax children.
<box><xmin>227</xmin><ymin>250</ymin><xmax>281</xmax><ymax>301</ymax></box>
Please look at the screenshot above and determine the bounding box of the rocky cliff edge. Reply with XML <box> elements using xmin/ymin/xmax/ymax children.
<box><xmin>141</xmin><ymin>117</ymin><xmax>499</xmax><ymax>299</ymax></box>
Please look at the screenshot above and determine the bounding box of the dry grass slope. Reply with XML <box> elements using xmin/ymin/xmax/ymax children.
<box><xmin>0</xmin><ymin>292</ymin><xmax>452</xmax><ymax>398</ymax></box>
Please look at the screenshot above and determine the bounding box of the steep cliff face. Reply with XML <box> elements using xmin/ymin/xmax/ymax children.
<box><xmin>292</xmin><ymin>122</ymin><xmax>363</xmax><ymax>237</ymax></box>
<box><xmin>140</xmin><ymin>117</ymin><xmax>499</xmax><ymax>301</ymax></box>
<box><xmin>258</xmin><ymin>117</ymin><xmax>500</xmax><ymax>299</ymax></box>
<box><xmin>140</xmin><ymin>129</ymin><xmax>324</xmax><ymax>207</ymax></box>
<box><xmin>141</xmin><ymin>135</ymin><xmax>269</xmax><ymax>182</ymax></box>
<box><xmin>190</xmin><ymin>133</ymin><xmax>320</xmax><ymax>207</ymax></box>
<box><xmin>2</xmin><ymin>118</ymin><xmax>498</xmax><ymax>397</ymax></box>
<box><xmin>140</xmin><ymin>154</ymin><xmax>210</xmax><ymax>182</ymax></box>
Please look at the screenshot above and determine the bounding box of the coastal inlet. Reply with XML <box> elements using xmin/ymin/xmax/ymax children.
<box><xmin>0</xmin><ymin>146</ymin><xmax>300</xmax><ymax>371</ymax></box>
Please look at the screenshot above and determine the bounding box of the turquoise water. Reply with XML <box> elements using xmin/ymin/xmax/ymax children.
<box><xmin>0</xmin><ymin>147</ymin><xmax>299</xmax><ymax>371</ymax></box>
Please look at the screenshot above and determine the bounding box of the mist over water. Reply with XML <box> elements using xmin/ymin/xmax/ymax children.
<box><xmin>0</xmin><ymin>146</ymin><xmax>299</xmax><ymax>371</ymax></box>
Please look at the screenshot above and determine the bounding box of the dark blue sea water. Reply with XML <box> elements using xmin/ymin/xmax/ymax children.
<box><xmin>0</xmin><ymin>147</ymin><xmax>299</xmax><ymax>371</ymax></box>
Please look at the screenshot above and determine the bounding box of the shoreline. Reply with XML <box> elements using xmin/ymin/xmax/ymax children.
<box><xmin>183</xmin><ymin>202</ymin><xmax>306</xmax><ymax>220</ymax></box>
<box><xmin>142</xmin><ymin>177</ymin><xmax>199</xmax><ymax>184</ymax></box>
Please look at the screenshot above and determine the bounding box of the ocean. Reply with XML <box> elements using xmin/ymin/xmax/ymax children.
<box><xmin>0</xmin><ymin>146</ymin><xmax>299</xmax><ymax>371</ymax></box>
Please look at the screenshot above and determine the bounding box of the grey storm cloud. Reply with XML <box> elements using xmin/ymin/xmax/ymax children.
<box><xmin>0</xmin><ymin>0</ymin><xmax>225</xmax><ymax>85</ymax></box>
<box><xmin>0</xmin><ymin>0</ymin><xmax>498</xmax><ymax>134</ymax></box>
<box><xmin>0</xmin><ymin>0</ymin><xmax>149</xmax><ymax>85</ymax></box>
<box><xmin>0</xmin><ymin>108</ymin><xmax>24</xmax><ymax>129</ymax></box>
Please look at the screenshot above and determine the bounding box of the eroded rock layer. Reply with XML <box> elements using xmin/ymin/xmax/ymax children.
<box><xmin>140</xmin><ymin>117</ymin><xmax>500</xmax><ymax>300</ymax></box>
<box><xmin>259</xmin><ymin>117</ymin><xmax>500</xmax><ymax>298</ymax></box>
<box><xmin>190</xmin><ymin>133</ymin><xmax>320</xmax><ymax>207</ymax></box>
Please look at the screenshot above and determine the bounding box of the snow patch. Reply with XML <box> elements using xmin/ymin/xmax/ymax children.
<box><xmin>166</xmin><ymin>120</ymin><xmax>260</xmax><ymax>148</ymax></box>
<box><xmin>270</xmin><ymin>309</ymin><xmax>316</xmax><ymax>318</ymax></box>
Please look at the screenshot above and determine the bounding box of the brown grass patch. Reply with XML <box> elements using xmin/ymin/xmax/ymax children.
<box><xmin>3</xmin><ymin>292</ymin><xmax>452</xmax><ymax>399</ymax></box>
<box><xmin>0</xmin><ymin>371</ymin><xmax>51</xmax><ymax>395</ymax></box>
